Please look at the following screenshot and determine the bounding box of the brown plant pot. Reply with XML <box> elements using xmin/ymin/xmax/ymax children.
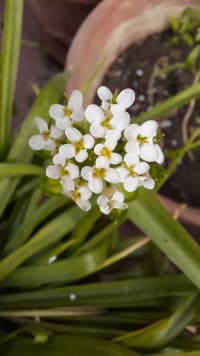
<box><xmin>66</xmin><ymin>0</ymin><xmax>200</xmax><ymax>227</ymax></box>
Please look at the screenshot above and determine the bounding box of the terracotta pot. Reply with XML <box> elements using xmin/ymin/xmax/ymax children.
<box><xmin>66</xmin><ymin>0</ymin><xmax>200</xmax><ymax>227</ymax></box>
<box><xmin>28</xmin><ymin>0</ymin><xmax>100</xmax><ymax>63</ymax></box>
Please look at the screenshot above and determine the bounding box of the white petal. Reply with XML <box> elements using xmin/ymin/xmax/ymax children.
<box><xmin>141</xmin><ymin>120</ymin><xmax>158</xmax><ymax>138</ymax></box>
<box><xmin>53</xmin><ymin>153</ymin><xmax>65</xmax><ymax>166</ymax></box>
<box><xmin>65</xmin><ymin>127</ymin><xmax>82</xmax><ymax>142</ymax></box>
<box><xmin>76</xmin><ymin>199</ymin><xmax>91</xmax><ymax>211</ymax></box>
<box><xmin>111</xmin><ymin>103</ymin><xmax>126</xmax><ymax>115</ymax></box>
<box><xmin>81</xmin><ymin>166</ymin><xmax>92</xmax><ymax>180</ymax></box>
<box><xmin>75</xmin><ymin>149</ymin><xmax>88</xmax><ymax>162</ymax></box>
<box><xmin>29</xmin><ymin>135</ymin><xmax>44</xmax><ymax>150</ymax></box>
<box><xmin>49</xmin><ymin>104</ymin><xmax>65</xmax><ymax>120</ymax></box>
<box><xmin>79</xmin><ymin>186</ymin><xmax>92</xmax><ymax>201</ymax></box>
<box><xmin>89</xmin><ymin>177</ymin><xmax>103</xmax><ymax>194</ymax></box>
<box><xmin>110</xmin><ymin>153</ymin><xmax>122</xmax><ymax>165</ymax></box>
<box><xmin>99</xmin><ymin>203</ymin><xmax>111</xmax><ymax>215</ymax></box>
<box><xmin>125</xmin><ymin>141</ymin><xmax>140</xmax><ymax>155</ymax></box>
<box><xmin>83</xmin><ymin>134</ymin><xmax>95</xmax><ymax>149</ymax></box>
<box><xmin>142</xmin><ymin>177</ymin><xmax>155</xmax><ymax>190</ymax></box>
<box><xmin>124</xmin><ymin>176</ymin><xmax>139</xmax><ymax>192</ymax></box>
<box><xmin>94</xmin><ymin>143</ymin><xmax>103</xmax><ymax>155</ymax></box>
<box><xmin>111</xmin><ymin>112</ymin><xmax>130</xmax><ymax>131</ymax></box>
<box><xmin>61</xmin><ymin>176</ymin><xmax>75</xmax><ymax>192</ymax></box>
<box><xmin>44</xmin><ymin>139</ymin><xmax>56</xmax><ymax>151</ymax></box>
<box><xmin>67</xmin><ymin>164</ymin><xmax>79</xmax><ymax>179</ymax></box>
<box><xmin>46</xmin><ymin>165</ymin><xmax>60</xmax><ymax>179</ymax></box>
<box><xmin>105</xmin><ymin>168</ymin><xmax>120</xmax><ymax>184</ymax></box>
<box><xmin>124</xmin><ymin>124</ymin><xmax>140</xmax><ymax>141</ymax></box>
<box><xmin>56</xmin><ymin>117</ymin><xmax>71</xmax><ymax>130</ymax></box>
<box><xmin>124</xmin><ymin>153</ymin><xmax>139</xmax><ymax>166</ymax></box>
<box><xmin>117</xmin><ymin>88</ymin><xmax>135</xmax><ymax>109</ymax></box>
<box><xmin>85</xmin><ymin>104</ymin><xmax>104</xmax><ymax>124</ymax></box>
<box><xmin>105</xmin><ymin>129</ymin><xmax>121</xmax><ymax>141</ymax></box>
<box><xmin>97</xmin><ymin>86</ymin><xmax>112</xmax><ymax>101</ymax></box>
<box><xmin>50</xmin><ymin>125</ymin><xmax>63</xmax><ymax>138</ymax></box>
<box><xmin>134</xmin><ymin>162</ymin><xmax>149</xmax><ymax>175</ymax></box>
<box><xmin>105</xmin><ymin>140</ymin><xmax>117</xmax><ymax>151</ymax></box>
<box><xmin>96</xmin><ymin>156</ymin><xmax>109</xmax><ymax>169</ymax></box>
<box><xmin>68</xmin><ymin>90</ymin><xmax>83</xmax><ymax>111</ymax></box>
<box><xmin>35</xmin><ymin>117</ymin><xmax>48</xmax><ymax>133</ymax></box>
<box><xmin>59</xmin><ymin>144</ymin><xmax>75</xmax><ymax>158</ymax></box>
<box><xmin>117</xmin><ymin>167</ymin><xmax>129</xmax><ymax>182</ymax></box>
<box><xmin>140</xmin><ymin>143</ymin><xmax>159</xmax><ymax>162</ymax></box>
<box><xmin>90</xmin><ymin>123</ymin><xmax>105</xmax><ymax>138</ymax></box>
<box><xmin>112</xmin><ymin>191</ymin><xmax>124</xmax><ymax>203</ymax></box>
<box><xmin>97</xmin><ymin>195</ymin><xmax>109</xmax><ymax>206</ymax></box>
<box><xmin>71</xmin><ymin>108</ymin><xmax>84</xmax><ymax>122</ymax></box>
<box><xmin>155</xmin><ymin>144</ymin><xmax>164</xmax><ymax>164</ymax></box>
<box><xmin>113</xmin><ymin>201</ymin><xmax>128</xmax><ymax>211</ymax></box>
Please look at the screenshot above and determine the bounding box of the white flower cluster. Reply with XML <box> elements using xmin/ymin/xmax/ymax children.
<box><xmin>29</xmin><ymin>87</ymin><xmax>164</xmax><ymax>215</ymax></box>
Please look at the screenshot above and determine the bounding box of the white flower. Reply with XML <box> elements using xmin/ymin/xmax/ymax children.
<box><xmin>46</xmin><ymin>153</ymin><xmax>79</xmax><ymax>191</ymax></box>
<box><xmin>49</xmin><ymin>90</ymin><xmax>84</xmax><ymax>130</ymax></box>
<box><xmin>85</xmin><ymin>104</ymin><xmax>130</xmax><ymax>139</ymax></box>
<box><xmin>59</xmin><ymin>127</ymin><xmax>94</xmax><ymax>163</ymax></box>
<box><xmin>63</xmin><ymin>185</ymin><xmax>92</xmax><ymax>211</ymax></box>
<box><xmin>94</xmin><ymin>140</ymin><xmax>122</xmax><ymax>167</ymax></box>
<box><xmin>97</xmin><ymin>189</ymin><xmax>128</xmax><ymax>215</ymax></box>
<box><xmin>124</xmin><ymin>120</ymin><xmax>164</xmax><ymax>164</ymax></box>
<box><xmin>97</xmin><ymin>86</ymin><xmax>135</xmax><ymax>114</ymax></box>
<box><xmin>81</xmin><ymin>162</ymin><xmax>120</xmax><ymax>194</ymax></box>
<box><xmin>29</xmin><ymin>117</ymin><xmax>63</xmax><ymax>151</ymax></box>
<box><xmin>117</xmin><ymin>153</ymin><xmax>155</xmax><ymax>192</ymax></box>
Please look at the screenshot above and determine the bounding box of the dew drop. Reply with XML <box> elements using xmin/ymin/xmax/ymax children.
<box><xmin>69</xmin><ymin>293</ymin><xmax>77</xmax><ymax>301</ymax></box>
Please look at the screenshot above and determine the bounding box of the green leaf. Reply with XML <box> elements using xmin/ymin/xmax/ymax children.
<box><xmin>0</xmin><ymin>206</ymin><xmax>84</xmax><ymax>281</ymax></box>
<box><xmin>127</xmin><ymin>189</ymin><xmax>200</xmax><ymax>289</ymax></box>
<box><xmin>4</xmin><ymin>196</ymin><xmax>68</xmax><ymax>253</ymax></box>
<box><xmin>0</xmin><ymin>0</ymin><xmax>24</xmax><ymax>158</ymax></box>
<box><xmin>1</xmin><ymin>234</ymin><xmax>110</xmax><ymax>288</ymax></box>
<box><xmin>0</xmin><ymin>274</ymin><xmax>196</xmax><ymax>309</ymax></box>
<box><xmin>0</xmin><ymin>71</ymin><xmax>69</xmax><ymax>217</ymax></box>
<box><xmin>114</xmin><ymin>293</ymin><xmax>200</xmax><ymax>350</ymax></box>
<box><xmin>0</xmin><ymin>335</ymin><xmax>140</xmax><ymax>356</ymax></box>
<box><xmin>185</xmin><ymin>45</ymin><xmax>200</xmax><ymax>70</ymax></box>
<box><xmin>0</xmin><ymin>163</ymin><xmax>43</xmax><ymax>177</ymax></box>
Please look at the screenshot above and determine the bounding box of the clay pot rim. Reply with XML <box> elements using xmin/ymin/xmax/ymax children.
<box><xmin>66</xmin><ymin>0</ymin><xmax>200</xmax><ymax>227</ymax></box>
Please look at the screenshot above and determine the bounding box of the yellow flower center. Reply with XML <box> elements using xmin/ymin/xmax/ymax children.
<box><xmin>137</xmin><ymin>135</ymin><xmax>147</xmax><ymax>144</ymax></box>
<box><xmin>43</xmin><ymin>131</ymin><xmax>50</xmax><ymax>140</ymax></box>
<box><xmin>102</xmin><ymin>116</ymin><xmax>111</xmax><ymax>128</ymax></box>
<box><xmin>93</xmin><ymin>168</ymin><xmax>105</xmax><ymax>179</ymax></box>
<box><xmin>59</xmin><ymin>166</ymin><xmax>68</xmax><ymax>176</ymax></box>
<box><xmin>71</xmin><ymin>190</ymin><xmax>80</xmax><ymax>201</ymax></box>
<box><xmin>127</xmin><ymin>166</ymin><xmax>136</xmax><ymax>177</ymax></box>
<box><xmin>100</xmin><ymin>146</ymin><xmax>112</xmax><ymax>159</ymax></box>
<box><xmin>74</xmin><ymin>139</ymin><xmax>84</xmax><ymax>153</ymax></box>
<box><xmin>63</xmin><ymin>106</ymin><xmax>72</xmax><ymax>117</ymax></box>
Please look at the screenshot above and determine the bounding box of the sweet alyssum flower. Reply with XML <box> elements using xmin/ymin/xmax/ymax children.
<box><xmin>29</xmin><ymin>87</ymin><xmax>164</xmax><ymax>215</ymax></box>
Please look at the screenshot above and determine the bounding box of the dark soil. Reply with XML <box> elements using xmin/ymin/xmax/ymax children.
<box><xmin>101</xmin><ymin>30</ymin><xmax>200</xmax><ymax>208</ymax></box>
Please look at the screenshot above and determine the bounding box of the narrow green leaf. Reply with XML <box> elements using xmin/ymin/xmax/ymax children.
<box><xmin>114</xmin><ymin>293</ymin><xmax>200</xmax><ymax>350</ymax></box>
<box><xmin>0</xmin><ymin>71</ymin><xmax>69</xmax><ymax>217</ymax></box>
<box><xmin>0</xmin><ymin>335</ymin><xmax>140</xmax><ymax>356</ymax></box>
<box><xmin>128</xmin><ymin>189</ymin><xmax>200</xmax><ymax>289</ymax></box>
<box><xmin>0</xmin><ymin>274</ymin><xmax>196</xmax><ymax>309</ymax></box>
<box><xmin>2</xmin><ymin>238</ymin><xmax>110</xmax><ymax>288</ymax></box>
<box><xmin>0</xmin><ymin>206</ymin><xmax>84</xmax><ymax>281</ymax></box>
<box><xmin>0</xmin><ymin>163</ymin><xmax>43</xmax><ymax>177</ymax></box>
<box><xmin>4</xmin><ymin>196</ymin><xmax>68</xmax><ymax>253</ymax></box>
<box><xmin>0</xmin><ymin>0</ymin><xmax>24</xmax><ymax>158</ymax></box>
